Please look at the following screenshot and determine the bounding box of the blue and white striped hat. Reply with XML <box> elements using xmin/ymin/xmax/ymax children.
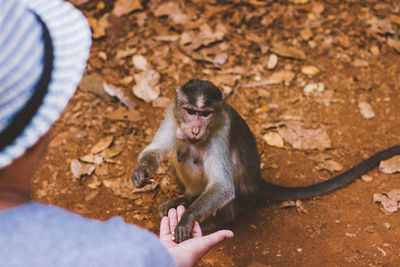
<box><xmin>0</xmin><ymin>0</ymin><xmax>91</xmax><ymax>168</ymax></box>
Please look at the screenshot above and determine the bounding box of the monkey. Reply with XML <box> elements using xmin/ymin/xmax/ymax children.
<box><xmin>132</xmin><ymin>79</ymin><xmax>400</xmax><ymax>243</ymax></box>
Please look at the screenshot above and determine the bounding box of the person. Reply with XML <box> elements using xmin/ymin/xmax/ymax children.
<box><xmin>0</xmin><ymin>1</ymin><xmax>233</xmax><ymax>266</ymax></box>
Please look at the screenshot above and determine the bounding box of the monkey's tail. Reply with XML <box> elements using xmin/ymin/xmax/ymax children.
<box><xmin>262</xmin><ymin>145</ymin><xmax>400</xmax><ymax>201</ymax></box>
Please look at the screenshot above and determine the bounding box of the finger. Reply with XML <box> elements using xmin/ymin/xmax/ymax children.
<box><xmin>192</xmin><ymin>221</ymin><xmax>202</xmax><ymax>238</ymax></box>
<box><xmin>159</xmin><ymin>216</ymin><xmax>170</xmax><ymax>239</ymax></box>
<box><xmin>176</xmin><ymin>205</ymin><xmax>185</xmax><ymax>221</ymax></box>
<box><xmin>168</xmin><ymin>208</ymin><xmax>178</xmax><ymax>235</ymax></box>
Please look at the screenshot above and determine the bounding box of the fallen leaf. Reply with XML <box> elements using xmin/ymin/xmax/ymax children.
<box><xmin>49</xmin><ymin>131</ymin><xmax>73</xmax><ymax>148</ymax></box>
<box><xmin>310</xmin><ymin>154</ymin><xmax>343</xmax><ymax>173</ymax></box>
<box><xmin>103</xmin><ymin>83</ymin><xmax>136</xmax><ymax>109</ymax></box>
<box><xmin>262</xmin><ymin>132</ymin><xmax>284</xmax><ymax>148</ymax></box>
<box><xmin>214</xmin><ymin>53</ymin><xmax>228</xmax><ymax>65</ymax></box>
<box><xmin>292</xmin><ymin>0</ymin><xmax>309</xmax><ymax>3</ymax></box>
<box><xmin>270</xmin><ymin>43</ymin><xmax>306</xmax><ymax>60</ymax></box>
<box><xmin>90</xmin><ymin>136</ymin><xmax>114</xmax><ymax>154</ymax></box>
<box><xmin>105</xmin><ymin>147</ymin><xmax>122</xmax><ymax>159</ymax></box>
<box><xmin>352</xmin><ymin>58</ymin><xmax>369</xmax><ymax>67</ymax></box>
<box><xmin>266</xmin><ymin>71</ymin><xmax>295</xmax><ymax>86</ymax></box>
<box><xmin>370</xmin><ymin>45</ymin><xmax>380</xmax><ymax>55</ymax></box>
<box><xmin>361</xmin><ymin>175</ymin><xmax>373</xmax><ymax>182</ymax></box>
<box><xmin>79</xmin><ymin>75</ymin><xmax>112</xmax><ymax>99</ymax></box>
<box><xmin>133</xmin><ymin>69</ymin><xmax>160</xmax><ymax>102</ymax></box>
<box><xmin>301</xmin><ymin>65</ymin><xmax>320</xmax><ymax>76</ymax></box>
<box><xmin>105</xmin><ymin>107</ymin><xmax>144</xmax><ymax>121</ymax></box>
<box><xmin>180</xmin><ymin>24</ymin><xmax>225</xmax><ymax>51</ymax></box>
<box><xmin>116</xmin><ymin>47</ymin><xmax>137</xmax><ymax>59</ymax></box>
<box><xmin>280</xmin><ymin>200</ymin><xmax>296</xmax><ymax>208</ymax></box>
<box><xmin>379</xmin><ymin>155</ymin><xmax>400</xmax><ymax>174</ymax></box>
<box><xmin>112</xmin><ymin>0</ymin><xmax>142</xmax><ymax>17</ymax></box>
<box><xmin>86</xmin><ymin>176</ymin><xmax>101</xmax><ymax>189</ymax></box>
<box><xmin>70</xmin><ymin>159</ymin><xmax>96</xmax><ymax>179</ymax></box>
<box><xmin>299</xmin><ymin>28</ymin><xmax>313</xmax><ymax>41</ymax></box>
<box><xmin>374</xmin><ymin>189</ymin><xmax>400</xmax><ymax>213</ymax></box>
<box><xmin>390</xmin><ymin>14</ymin><xmax>400</xmax><ymax>25</ymax></box>
<box><xmin>266</xmin><ymin>54</ymin><xmax>278</xmax><ymax>70</ymax></box>
<box><xmin>87</xmin><ymin>14</ymin><xmax>109</xmax><ymax>39</ymax></box>
<box><xmin>358</xmin><ymin>102</ymin><xmax>375</xmax><ymax>119</ymax></box>
<box><xmin>132</xmin><ymin>55</ymin><xmax>149</xmax><ymax>71</ymax></box>
<box><xmin>387</xmin><ymin>38</ymin><xmax>400</xmax><ymax>53</ymax></box>
<box><xmin>276</xmin><ymin>121</ymin><xmax>331</xmax><ymax>150</ymax></box>
<box><xmin>85</xmin><ymin>190</ymin><xmax>99</xmax><ymax>201</ymax></box>
<box><xmin>80</xmin><ymin>154</ymin><xmax>104</xmax><ymax>165</ymax></box>
<box><xmin>153</xmin><ymin>2</ymin><xmax>181</xmax><ymax>17</ymax></box>
<box><xmin>303</xmin><ymin>83</ymin><xmax>325</xmax><ymax>96</ymax></box>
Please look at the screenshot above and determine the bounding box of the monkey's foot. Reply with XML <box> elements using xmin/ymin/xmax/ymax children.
<box><xmin>159</xmin><ymin>195</ymin><xmax>189</xmax><ymax>217</ymax></box>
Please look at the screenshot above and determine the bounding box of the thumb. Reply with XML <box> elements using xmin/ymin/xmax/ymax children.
<box><xmin>195</xmin><ymin>230</ymin><xmax>234</xmax><ymax>256</ymax></box>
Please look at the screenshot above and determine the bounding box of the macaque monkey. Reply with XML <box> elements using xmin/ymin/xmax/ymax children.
<box><xmin>132</xmin><ymin>79</ymin><xmax>400</xmax><ymax>243</ymax></box>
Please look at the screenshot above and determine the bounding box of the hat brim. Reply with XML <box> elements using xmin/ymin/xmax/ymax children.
<box><xmin>0</xmin><ymin>0</ymin><xmax>91</xmax><ymax>168</ymax></box>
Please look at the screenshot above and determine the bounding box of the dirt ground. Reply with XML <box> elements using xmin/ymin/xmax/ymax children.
<box><xmin>33</xmin><ymin>0</ymin><xmax>400</xmax><ymax>266</ymax></box>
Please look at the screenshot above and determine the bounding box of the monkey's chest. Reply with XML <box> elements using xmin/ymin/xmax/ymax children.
<box><xmin>171</xmin><ymin>146</ymin><xmax>208</xmax><ymax>196</ymax></box>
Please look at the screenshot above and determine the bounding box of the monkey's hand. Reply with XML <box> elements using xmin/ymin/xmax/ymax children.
<box><xmin>132</xmin><ymin>165</ymin><xmax>153</xmax><ymax>188</ymax></box>
<box><xmin>174</xmin><ymin>212</ymin><xmax>195</xmax><ymax>243</ymax></box>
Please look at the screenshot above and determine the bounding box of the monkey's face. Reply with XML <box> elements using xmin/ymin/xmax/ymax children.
<box><xmin>176</xmin><ymin>105</ymin><xmax>215</xmax><ymax>144</ymax></box>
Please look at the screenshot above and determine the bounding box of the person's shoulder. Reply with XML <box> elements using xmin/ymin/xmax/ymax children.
<box><xmin>0</xmin><ymin>202</ymin><xmax>176</xmax><ymax>267</ymax></box>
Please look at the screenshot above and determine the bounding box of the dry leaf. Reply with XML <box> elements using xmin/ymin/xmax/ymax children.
<box><xmin>70</xmin><ymin>159</ymin><xmax>95</xmax><ymax>179</ymax></box>
<box><xmin>387</xmin><ymin>38</ymin><xmax>400</xmax><ymax>53</ymax></box>
<box><xmin>103</xmin><ymin>83</ymin><xmax>136</xmax><ymax>109</ymax></box>
<box><xmin>352</xmin><ymin>59</ymin><xmax>369</xmax><ymax>67</ymax></box>
<box><xmin>301</xmin><ymin>65</ymin><xmax>320</xmax><ymax>76</ymax></box>
<box><xmin>270</xmin><ymin>43</ymin><xmax>306</xmax><ymax>60</ymax></box>
<box><xmin>262</xmin><ymin>132</ymin><xmax>284</xmax><ymax>148</ymax></box>
<box><xmin>86</xmin><ymin>176</ymin><xmax>101</xmax><ymax>189</ymax></box>
<box><xmin>276</xmin><ymin>121</ymin><xmax>331</xmax><ymax>150</ymax></box>
<box><xmin>133</xmin><ymin>70</ymin><xmax>160</xmax><ymax>102</ymax></box>
<box><xmin>303</xmin><ymin>83</ymin><xmax>325</xmax><ymax>96</ymax></box>
<box><xmin>299</xmin><ymin>28</ymin><xmax>313</xmax><ymax>41</ymax></box>
<box><xmin>80</xmin><ymin>75</ymin><xmax>111</xmax><ymax>99</ymax></box>
<box><xmin>85</xmin><ymin>190</ymin><xmax>99</xmax><ymax>201</ymax></box>
<box><xmin>87</xmin><ymin>14</ymin><xmax>109</xmax><ymax>39</ymax></box>
<box><xmin>266</xmin><ymin>71</ymin><xmax>295</xmax><ymax>86</ymax></box>
<box><xmin>49</xmin><ymin>131</ymin><xmax>73</xmax><ymax>148</ymax></box>
<box><xmin>132</xmin><ymin>55</ymin><xmax>149</xmax><ymax>71</ymax></box>
<box><xmin>310</xmin><ymin>154</ymin><xmax>343</xmax><ymax>173</ymax></box>
<box><xmin>113</xmin><ymin>0</ymin><xmax>142</xmax><ymax>17</ymax></box>
<box><xmin>379</xmin><ymin>155</ymin><xmax>400</xmax><ymax>174</ymax></box>
<box><xmin>105</xmin><ymin>107</ymin><xmax>144</xmax><ymax>121</ymax></box>
<box><xmin>374</xmin><ymin>189</ymin><xmax>400</xmax><ymax>213</ymax></box>
<box><xmin>153</xmin><ymin>2</ymin><xmax>181</xmax><ymax>16</ymax></box>
<box><xmin>390</xmin><ymin>14</ymin><xmax>400</xmax><ymax>25</ymax></box>
<box><xmin>266</xmin><ymin>54</ymin><xmax>278</xmax><ymax>69</ymax></box>
<box><xmin>105</xmin><ymin>147</ymin><xmax>122</xmax><ymax>159</ymax></box>
<box><xmin>90</xmin><ymin>136</ymin><xmax>114</xmax><ymax>154</ymax></box>
<box><xmin>358</xmin><ymin>102</ymin><xmax>375</xmax><ymax>119</ymax></box>
<box><xmin>80</xmin><ymin>154</ymin><xmax>104</xmax><ymax>165</ymax></box>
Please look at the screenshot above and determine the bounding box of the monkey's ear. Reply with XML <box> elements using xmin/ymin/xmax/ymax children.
<box><xmin>176</xmin><ymin>86</ymin><xmax>181</xmax><ymax>93</ymax></box>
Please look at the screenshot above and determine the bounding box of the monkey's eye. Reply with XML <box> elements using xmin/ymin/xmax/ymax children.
<box><xmin>185</xmin><ymin>108</ymin><xmax>196</xmax><ymax>115</ymax></box>
<box><xmin>199</xmin><ymin>111</ymin><xmax>212</xmax><ymax>117</ymax></box>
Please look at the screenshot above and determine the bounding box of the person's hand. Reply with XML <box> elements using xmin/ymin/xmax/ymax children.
<box><xmin>160</xmin><ymin>205</ymin><xmax>234</xmax><ymax>267</ymax></box>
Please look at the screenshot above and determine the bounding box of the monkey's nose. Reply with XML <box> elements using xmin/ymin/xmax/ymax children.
<box><xmin>192</xmin><ymin>127</ymin><xmax>200</xmax><ymax>136</ymax></box>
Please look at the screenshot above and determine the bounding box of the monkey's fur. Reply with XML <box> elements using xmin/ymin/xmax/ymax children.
<box><xmin>133</xmin><ymin>79</ymin><xmax>400</xmax><ymax>243</ymax></box>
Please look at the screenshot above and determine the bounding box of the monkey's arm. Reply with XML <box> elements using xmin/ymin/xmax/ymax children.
<box><xmin>174</xmin><ymin>140</ymin><xmax>235</xmax><ymax>243</ymax></box>
<box><xmin>133</xmin><ymin>106</ymin><xmax>177</xmax><ymax>187</ymax></box>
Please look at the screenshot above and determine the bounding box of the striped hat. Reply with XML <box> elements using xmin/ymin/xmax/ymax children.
<box><xmin>0</xmin><ymin>0</ymin><xmax>91</xmax><ymax>168</ymax></box>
